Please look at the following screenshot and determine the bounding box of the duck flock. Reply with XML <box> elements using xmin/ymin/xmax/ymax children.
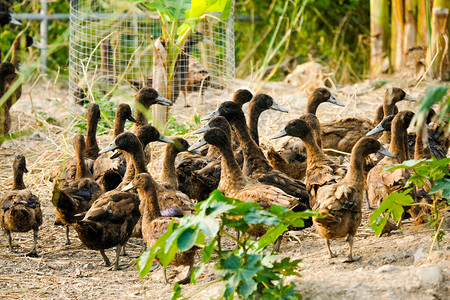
<box><xmin>1</xmin><ymin>12</ymin><xmax>449</xmax><ymax>286</ymax></box>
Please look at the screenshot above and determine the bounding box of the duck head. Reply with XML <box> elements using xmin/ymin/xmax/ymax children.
<box><xmin>0</xmin><ymin>12</ymin><xmax>21</xmax><ymax>26</ymax></box>
<box><xmin>135</xmin><ymin>87</ymin><xmax>172</xmax><ymax>108</ymax></box>
<box><xmin>232</xmin><ymin>89</ymin><xmax>253</xmax><ymax>108</ymax></box>
<box><xmin>353</xmin><ymin>137</ymin><xmax>395</xmax><ymax>158</ymax></box>
<box><xmin>201</xmin><ymin>101</ymin><xmax>244</xmax><ymax>123</ymax></box>
<box><xmin>250</xmin><ymin>94</ymin><xmax>288</xmax><ymax>113</ymax></box>
<box><xmin>194</xmin><ymin>116</ymin><xmax>231</xmax><ymax>137</ymax></box>
<box><xmin>384</xmin><ymin>87</ymin><xmax>416</xmax><ymax>106</ymax></box>
<box><xmin>13</xmin><ymin>154</ymin><xmax>28</xmax><ymax>174</ymax></box>
<box><xmin>86</xmin><ymin>103</ymin><xmax>101</xmax><ymax>123</ymax></box>
<box><xmin>171</xmin><ymin>137</ymin><xmax>201</xmax><ymax>154</ymax></box>
<box><xmin>306</xmin><ymin>87</ymin><xmax>343</xmax><ymax>114</ymax></box>
<box><xmin>270</xmin><ymin>118</ymin><xmax>313</xmax><ymax>140</ymax></box>
<box><xmin>116</xmin><ymin>103</ymin><xmax>137</xmax><ymax>123</ymax></box>
<box><xmin>0</xmin><ymin>62</ymin><xmax>16</xmax><ymax>76</ymax></box>
<box><xmin>189</xmin><ymin>127</ymin><xmax>229</xmax><ymax>151</ymax></box>
<box><xmin>122</xmin><ymin>173</ymin><xmax>154</xmax><ymax>192</ymax></box>
<box><xmin>366</xmin><ymin>115</ymin><xmax>395</xmax><ymax>136</ymax></box>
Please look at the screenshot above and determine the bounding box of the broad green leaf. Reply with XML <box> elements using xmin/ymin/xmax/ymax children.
<box><xmin>177</xmin><ymin>227</ymin><xmax>199</xmax><ymax>251</ymax></box>
<box><xmin>255</xmin><ymin>223</ymin><xmax>289</xmax><ymax>251</ymax></box>
<box><xmin>202</xmin><ymin>239</ymin><xmax>217</xmax><ymax>263</ymax></box>
<box><xmin>170</xmin><ymin>283</ymin><xmax>182</xmax><ymax>300</ymax></box>
<box><xmin>371</xmin><ymin>216</ymin><xmax>388</xmax><ymax>237</ymax></box>
<box><xmin>430</xmin><ymin>178</ymin><xmax>450</xmax><ymax>199</ymax></box>
<box><xmin>412</xmin><ymin>85</ymin><xmax>449</xmax><ymax>129</ymax></box>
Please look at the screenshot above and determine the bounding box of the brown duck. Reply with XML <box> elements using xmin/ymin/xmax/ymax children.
<box><xmin>0</xmin><ymin>155</ymin><xmax>42</xmax><ymax>257</ymax></box>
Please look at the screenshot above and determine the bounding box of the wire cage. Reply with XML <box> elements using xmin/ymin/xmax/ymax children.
<box><xmin>68</xmin><ymin>0</ymin><xmax>235</xmax><ymax>106</ymax></box>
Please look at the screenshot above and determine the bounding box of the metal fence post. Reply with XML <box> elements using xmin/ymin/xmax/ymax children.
<box><xmin>40</xmin><ymin>0</ymin><xmax>48</xmax><ymax>73</ymax></box>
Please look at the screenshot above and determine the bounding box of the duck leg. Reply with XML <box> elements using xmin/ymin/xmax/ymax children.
<box><xmin>163</xmin><ymin>267</ymin><xmax>169</xmax><ymax>284</ymax></box>
<box><xmin>343</xmin><ymin>234</ymin><xmax>354</xmax><ymax>263</ymax></box>
<box><xmin>273</xmin><ymin>236</ymin><xmax>282</xmax><ymax>253</ymax></box>
<box><xmin>100</xmin><ymin>249</ymin><xmax>111</xmax><ymax>267</ymax></box>
<box><xmin>65</xmin><ymin>225</ymin><xmax>72</xmax><ymax>245</ymax></box>
<box><xmin>114</xmin><ymin>245</ymin><xmax>121</xmax><ymax>270</ymax></box>
<box><xmin>177</xmin><ymin>260</ymin><xmax>194</xmax><ymax>285</ymax></box>
<box><xmin>326</xmin><ymin>239</ymin><xmax>336</xmax><ymax>258</ymax></box>
<box><xmin>26</xmin><ymin>228</ymin><xmax>39</xmax><ymax>257</ymax></box>
<box><xmin>7</xmin><ymin>231</ymin><xmax>14</xmax><ymax>253</ymax></box>
<box><xmin>121</xmin><ymin>244</ymin><xmax>128</xmax><ymax>256</ymax></box>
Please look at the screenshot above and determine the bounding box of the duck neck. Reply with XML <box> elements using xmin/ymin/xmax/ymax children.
<box><xmin>75</xmin><ymin>149</ymin><xmax>92</xmax><ymax>180</ymax></box>
<box><xmin>12</xmin><ymin>168</ymin><xmax>26</xmax><ymax>190</ymax></box>
<box><xmin>113</xmin><ymin>115</ymin><xmax>127</xmax><ymax>138</ymax></box>
<box><xmin>305</xmin><ymin>96</ymin><xmax>320</xmax><ymax>114</ymax></box>
<box><xmin>10</xmin><ymin>39</ymin><xmax>22</xmax><ymax>68</ymax></box>
<box><xmin>85</xmin><ymin>116</ymin><xmax>100</xmax><ymax>159</ymax></box>
<box><xmin>139</xmin><ymin>180</ymin><xmax>161</xmax><ymax>220</ymax></box>
<box><xmin>217</xmin><ymin>139</ymin><xmax>249</xmax><ymax>191</ymax></box>
<box><xmin>206</xmin><ymin>145</ymin><xmax>221</xmax><ymax>160</ymax></box>
<box><xmin>134</xmin><ymin>102</ymin><xmax>149</xmax><ymax>127</ymax></box>
<box><xmin>343</xmin><ymin>147</ymin><xmax>367</xmax><ymax>184</ymax></box>
<box><xmin>414</xmin><ymin>128</ymin><xmax>432</xmax><ymax>160</ymax></box>
<box><xmin>130</xmin><ymin>145</ymin><xmax>148</xmax><ymax>175</ymax></box>
<box><xmin>231</xmin><ymin>115</ymin><xmax>271</xmax><ymax>173</ymax></box>
<box><xmin>302</xmin><ymin>131</ymin><xmax>329</xmax><ymax>168</ymax></box>
<box><xmin>248</xmin><ymin>103</ymin><xmax>263</xmax><ymax>145</ymax></box>
<box><xmin>160</xmin><ymin>144</ymin><xmax>179</xmax><ymax>190</ymax></box>
<box><xmin>389</xmin><ymin>119</ymin><xmax>409</xmax><ymax>162</ymax></box>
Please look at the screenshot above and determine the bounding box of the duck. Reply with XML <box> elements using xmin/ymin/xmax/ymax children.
<box><xmin>202</xmin><ymin>101</ymin><xmax>310</xmax><ymax>208</ymax></box>
<box><xmin>247</xmin><ymin>93</ymin><xmax>288</xmax><ymax>146</ymax></box>
<box><xmin>0</xmin><ymin>155</ymin><xmax>42</xmax><ymax>257</ymax></box>
<box><xmin>52</xmin><ymin>134</ymin><xmax>102</xmax><ymax>245</ymax></box>
<box><xmin>10</xmin><ymin>33</ymin><xmax>41</xmax><ymax>69</ymax></box>
<box><xmin>99</xmin><ymin>132</ymin><xmax>194</xmax><ymax>217</ymax></box>
<box><xmin>189</xmin><ymin>127</ymin><xmax>304</xmax><ymax>211</ymax></box>
<box><xmin>123</xmin><ymin>173</ymin><xmax>197</xmax><ymax>284</ymax></box>
<box><xmin>366</xmin><ymin>111</ymin><xmax>415</xmax><ymax>209</ymax></box>
<box><xmin>0</xmin><ymin>62</ymin><xmax>18</xmax><ymax>144</ymax></box>
<box><xmin>73</xmin><ymin>187</ymin><xmax>140</xmax><ymax>270</ymax></box>
<box><xmin>267</xmin><ymin>87</ymin><xmax>342</xmax><ymax>175</ymax></box>
<box><xmin>131</xmin><ymin>87</ymin><xmax>172</xmax><ymax>131</ymax></box>
<box><xmin>178</xmin><ymin>116</ymin><xmax>233</xmax><ymax>201</ymax></box>
<box><xmin>270</xmin><ymin>116</ymin><xmax>346</xmax><ymax>209</ymax></box>
<box><xmin>0</xmin><ymin>12</ymin><xmax>21</xmax><ymax>27</ymax></box>
<box><xmin>313</xmin><ymin>137</ymin><xmax>395</xmax><ymax>262</ymax></box>
<box><xmin>267</xmin><ymin>113</ymin><xmax>320</xmax><ymax>180</ymax></box>
<box><xmin>320</xmin><ymin>87</ymin><xmax>416</xmax><ymax>153</ymax></box>
<box><xmin>92</xmin><ymin>103</ymin><xmax>137</xmax><ymax>191</ymax></box>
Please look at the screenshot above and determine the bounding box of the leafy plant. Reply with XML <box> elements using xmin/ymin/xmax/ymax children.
<box><xmin>138</xmin><ymin>190</ymin><xmax>319</xmax><ymax>299</ymax></box>
<box><xmin>411</xmin><ymin>85</ymin><xmax>449</xmax><ymax>132</ymax></box>
<box><xmin>368</xmin><ymin>158</ymin><xmax>450</xmax><ymax>250</ymax></box>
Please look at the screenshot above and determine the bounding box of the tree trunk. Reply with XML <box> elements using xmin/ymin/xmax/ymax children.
<box><xmin>370</xmin><ymin>0</ymin><xmax>390</xmax><ymax>75</ymax></box>
<box><xmin>391</xmin><ymin>0</ymin><xmax>405</xmax><ymax>71</ymax></box>
<box><xmin>428</xmin><ymin>1</ymin><xmax>450</xmax><ymax>80</ymax></box>
<box><xmin>404</xmin><ymin>0</ymin><xmax>418</xmax><ymax>52</ymax></box>
<box><xmin>152</xmin><ymin>37</ymin><xmax>169</xmax><ymax>131</ymax></box>
<box><xmin>417</xmin><ymin>0</ymin><xmax>429</xmax><ymax>45</ymax></box>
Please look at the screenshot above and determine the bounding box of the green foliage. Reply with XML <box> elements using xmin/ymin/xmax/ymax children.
<box><xmin>412</xmin><ymin>85</ymin><xmax>450</xmax><ymax>132</ymax></box>
<box><xmin>369</xmin><ymin>158</ymin><xmax>450</xmax><ymax>248</ymax></box>
<box><xmin>138</xmin><ymin>190</ymin><xmax>318</xmax><ymax>299</ymax></box>
<box><xmin>166</xmin><ymin>114</ymin><xmax>202</xmax><ymax>136</ymax></box>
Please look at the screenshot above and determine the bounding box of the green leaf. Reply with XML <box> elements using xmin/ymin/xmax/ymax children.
<box><xmin>371</xmin><ymin>216</ymin><xmax>388</xmax><ymax>237</ymax></box>
<box><xmin>170</xmin><ymin>283</ymin><xmax>182</xmax><ymax>300</ymax></box>
<box><xmin>412</xmin><ymin>85</ymin><xmax>449</xmax><ymax>129</ymax></box>
<box><xmin>430</xmin><ymin>178</ymin><xmax>450</xmax><ymax>199</ymax></box>
<box><xmin>202</xmin><ymin>239</ymin><xmax>217</xmax><ymax>263</ymax></box>
<box><xmin>177</xmin><ymin>227</ymin><xmax>199</xmax><ymax>251</ymax></box>
<box><xmin>255</xmin><ymin>223</ymin><xmax>289</xmax><ymax>251</ymax></box>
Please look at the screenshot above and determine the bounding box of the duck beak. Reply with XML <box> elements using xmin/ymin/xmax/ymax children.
<box><xmin>193</xmin><ymin>123</ymin><xmax>210</xmax><ymax>134</ymax></box>
<box><xmin>189</xmin><ymin>149</ymin><xmax>202</xmax><ymax>154</ymax></box>
<box><xmin>404</xmin><ymin>93</ymin><xmax>417</xmax><ymax>101</ymax></box>
<box><xmin>110</xmin><ymin>150</ymin><xmax>121</xmax><ymax>159</ymax></box>
<box><xmin>201</xmin><ymin>108</ymin><xmax>220</xmax><ymax>121</ymax></box>
<box><xmin>270</xmin><ymin>101</ymin><xmax>289</xmax><ymax>113</ymax></box>
<box><xmin>378</xmin><ymin>146</ymin><xmax>396</xmax><ymax>158</ymax></box>
<box><xmin>158</xmin><ymin>134</ymin><xmax>174</xmax><ymax>144</ymax></box>
<box><xmin>15</xmin><ymin>69</ymin><xmax>20</xmax><ymax>75</ymax></box>
<box><xmin>188</xmin><ymin>136</ymin><xmax>207</xmax><ymax>151</ymax></box>
<box><xmin>270</xmin><ymin>128</ymin><xmax>288</xmax><ymax>140</ymax></box>
<box><xmin>127</xmin><ymin>115</ymin><xmax>137</xmax><ymax>123</ymax></box>
<box><xmin>327</xmin><ymin>95</ymin><xmax>344</xmax><ymax>107</ymax></box>
<box><xmin>156</xmin><ymin>94</ymin><xmax>172</xmax><ymax>106</ymax></box>
<box><xmin>31</xmin><ymin>41</ymin><xmax>45</xmax><ymax>49</ymax></box>
<box><xmin>121</xmin><ymin>181</ymin><xmax>135</xmax><ymax>192</ymax></box>
<box><xmin>366</xmin><ymin>124</ymin><xmax>385</xmax><ymax>136</ymax></box>
<box><xmin>10</xmin><ymin>16</ymin><xmax>22</xmax><ymax>26</ymax></box>
<box><xmin>426</xmin><ymin>123</ymin><xmax>432</xmax><ymax>129</ymax></box>
<box><xmin>98</xmin><ymin>141</ymin><xmax>118</xmax><ymax>154</ymax></box>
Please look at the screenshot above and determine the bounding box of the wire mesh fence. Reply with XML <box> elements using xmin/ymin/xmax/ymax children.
<box><xmin>69</xmin><ymin>0</ymin><xmax>235</xmax><ymax>106</ymax></box>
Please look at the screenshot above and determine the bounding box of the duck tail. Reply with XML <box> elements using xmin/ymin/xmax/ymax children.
<box><xmin>51</xmin><ymin>181</ymin><xmax>79</xmax><ymax>213</ymax></box>
<box><xmin>97</xmin><ymin>169</ymin><xmax>122</xmax><ymax>192</ymax></box>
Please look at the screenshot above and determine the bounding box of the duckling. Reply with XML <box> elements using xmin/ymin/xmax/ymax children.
<box><xmin>248</xmin><ymin>93</ymin><xmax>288</xmax><ymax>146</ymax></box>
<box><xmin>73</xmin><ymin>189</ymin><xmax>140</xmax><ymax>270</ymax></box>
<box><xmin>267</xmin><ymin>113</ymin><xmax>320</xmax><ymax>180</ymax></box>
<box><xmin>92</xmin><ymin>103</ymin><xmax>137</xmax><ymax>191</ymax></box>
<box><xmin>123</xmin><ymin>173</ymin><xmax>197</xmax><ymax>284</ymax></box>
<box><xmin>99</xmin><ymin>132</ymin><xmax>194</xmax><ymax>216</ymax></box>
<box><xmin>313</xmin><ymin>137</ymin><xmax>395</xmax><ymax>262</ymax></box>
<box><xmin>202</xmin><ymin>101</ymin><xmax>310</xmax><ymax>208</ymax></box>
<box><xmin>0</xmin><ymin>155</ymin><xmax>42</xmax><ymax>257</ymax></box>
<box><xmin>189</xmin><ymin>127</ymin><xmax>304</xmax><ymax>211</ymax></box>
<box><xmin>366</xmin><ymin>111</ymin><xmax>415</xmax><ymax>209</ymax></box>
<box><xmin>270</xmin><ymin>116</ymin><xmax>346</xmax><ymax>209</ymax></box>
<box><xmin>0</xmin><ymin>62</ymin><xmax>18</xmax><ymax>144</ymax></box>
<box><xmin>0</xmin><ymin>12</ymin><xmax>21</xmax><ymax>27</ymax></box>
<box><xmin>52</xmin><ymin>134</ymin><xmax>102</xmax><ymax>245</ymax></box>
<box><xmin>320</xmin><ymin>87</ymin><xmax>416</xmax><ymax>153</ymax></box>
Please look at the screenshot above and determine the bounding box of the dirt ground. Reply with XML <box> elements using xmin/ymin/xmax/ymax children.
<box><xmin>0</xmin><ymin>74</ymin><xmax>449</xmax><ymax>299</ymax></box>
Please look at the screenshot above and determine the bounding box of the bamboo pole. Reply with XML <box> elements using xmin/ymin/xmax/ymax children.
<box><xmin>404</xmin><ymin>0</ymin><xmax>418</xmax><ymax>52</ymax></box>
<box><xmin>391</xmin><ymin>0</ymin><xmax>405</xmax><ymax>71</ymax></box>
<box><xmin>152</xmin><ymin>38</ymin><xmax>169</xmax><ymax>131</ymax></box>
<box><xmin>370</xmin><ymin>0</ymin><xmax>390</xmax><ymax>75</ymax></box>
<box><xmin>428</xmin><ymin>0</ymin><xmax>450</xmax><ymax>80</ymax></box>
<box><xmin>417</xmin><ymin>0</ymin><xmax>429</xmax><ymax>45</ymax></box>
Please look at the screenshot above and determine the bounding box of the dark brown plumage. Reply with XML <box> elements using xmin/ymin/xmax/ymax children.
<box><xmin>313</xmin><ymin>138</ymin><xmax>394</xmax><ymax>262</ymax></box>
<box><xmin>52</xmin><ymin>135</ymin><xmax>102</xmax><ymax>245</ymax></box>
<box><xmin>1</xmin><ymin>155</ymin><xmax>42</xmax><ymax>257</ymax></box>
<box><xmin>0</xmin><ymin>62</ymin><xmax>18</xmax><ymax>144</ymax></box>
